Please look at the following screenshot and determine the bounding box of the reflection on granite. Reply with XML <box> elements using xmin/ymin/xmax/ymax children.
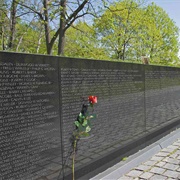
<box><xmin>1</xmin><ymin>52</ymin><xmax>180</xmax><ymax>179</ymax></box>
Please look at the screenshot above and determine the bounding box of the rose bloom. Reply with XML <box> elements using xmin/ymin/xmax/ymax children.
<box><xmin>88</xmin><ymin>96</ymin><xmax>97</xmax><ymax>104</ymax></box>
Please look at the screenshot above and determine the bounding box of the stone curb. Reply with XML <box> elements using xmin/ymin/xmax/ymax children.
<box><xmin>90</xmin><ymin>128</ymin><xmax>180</xmax><ymax>180</ymax></box>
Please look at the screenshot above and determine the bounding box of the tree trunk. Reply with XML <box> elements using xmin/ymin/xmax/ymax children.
<box><xmin>16</xmin><ymin>34</ymin><xmax>24</xmax><ymax>51</ymax></box>
<box><xmin>150</xmin><ymin>42</ymin><xmax>154</xmax><ymax>61</ymax></box>
<box><xmin>8</xmin><ymin>0</ymin><xmax>17</xmax><ymax>49</ymax></box>
<box><xmin>58</xmin><ymin>29</ymin><xmax>65</xmax><ymax>56</ymax></box>
<box><xmin>122</xmin><ymin>42</ymin><xmax>126</xmax><ymax>60</ymax></box>
<box><xmin>36</xmin><ymin>34</ymin><xmax>42</xmax><ymax>53</ymax></box>
<box><xmin>58</xmin><ymin>0</ymin><xmax>67</xmax><ymax>56</ymax></box>
<box><xmin>2</xmin><ymin>26</ymin><xmax>5</xmax><ymax>50</ymax></box>
<box><xmin>43</xmin><ymin>0</ymin><xmax>52</xmax><ymax>54</ymax></box>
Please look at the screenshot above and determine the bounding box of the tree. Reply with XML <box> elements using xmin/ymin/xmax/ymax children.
<box><xmin>0</xmin><ymin>0</ymin><xmax>30</xmax><ymax>51</ymax></box>
<box><xmin>0</xmin><ymin>0</ymin><xmax>8</xmax><ymax>50</ymax></box>
<box><xmin>94</xmin><ymin>0</ymin><xmax>179</xmax><ymax>65</ymax></box>
<box><xmin>64</xmin><ymin>21</ymin><xmax>109</xmax><ymax>60</ymax></box>
<box><xmin>16</xmin><ymin>0</ymin><xmax>101</xmax><ymax>55</ymax></box>
<box><xmin>94</xmin><ymin>0</ymin><xmax>144</xmax><ymax>60</ymax></box>
<box><xmin>144</xmin><ymin>3</ymin><xmax>179</xmax><ymax>65</ymax></box>
<box><xmin>8</xmin><ymin>0</ymin><xmax>18</xmax><ymax>49</ymax></box>
<box><xmin>14</xmin><ymin>21</ymin><xmax>47</xmax><ymax>54</ymax></box>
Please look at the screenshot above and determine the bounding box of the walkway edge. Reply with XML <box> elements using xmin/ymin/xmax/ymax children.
<box><xmin>90</xmin><ymin>128</ymin><xmax>180</xmax><ymax>180</ymax></box>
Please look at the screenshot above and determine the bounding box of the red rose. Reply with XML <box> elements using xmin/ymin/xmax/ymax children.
<box><xmin>88</xmin><ymin>96</ymin><xmax>97</xmax><ymax>104</ymax></box>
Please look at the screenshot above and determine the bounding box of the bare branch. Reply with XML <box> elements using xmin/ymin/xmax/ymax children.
<box><xmin>66</xmin><ymin>0</ymin><xmax>89</xmax><ymax>24</ymax></box>
<box><xmin>88</xmin><ymin>1</ymin><xmax>96</xmax><ymax>15</ymax></box>
<box><xmin>14</xmin><ymin>0</ymin><xmax>44</xmax><ymax>20</ymax></box>
<box><xmin>65</xmin><ymin>12</ymin><xmax>96</xmax><ymax>31</ymax></box>
<box><xmin>16</xmin><ymin>11</ymin><xmax>35</xmax><ymax>18</ymax></box>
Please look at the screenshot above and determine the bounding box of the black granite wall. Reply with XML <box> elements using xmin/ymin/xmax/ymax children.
<box><xmin>0</xmin><ymin>52</ymin><xmax>180</xmax><ymax>180</ymax></box>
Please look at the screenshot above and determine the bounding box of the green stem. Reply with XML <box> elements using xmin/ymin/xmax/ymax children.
<box><xmin>72</xmin><ymin>138</ymin><xmax>77</xmax><ymax>180</ymax></box>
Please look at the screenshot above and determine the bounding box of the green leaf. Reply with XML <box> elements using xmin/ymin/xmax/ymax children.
<box><xmin>78</xmin><ymin>113</ymin><xmax>85</xmax><ymax>119</ymax></box>
<box><xmin>85</xmin><ymin>126</ymin><xmax>91</xmax><ymax>132</ymax></box>
<box><xmin>78</xmin><ymin>118</ymin><xmax>83</xmax><ymax>124</ymax></box>
<box><xmin>86</xmin><ymin>119</ymin><xmax>91</xmax><ymax>127</ymax></box>
<box><xmin>82</xmin><ymin>119</ymin><xmax>88</xmax><ymax>126</ymax></box>
<box><xmin>74</xmin><ymin>121</ymin><xmax>80</xmax><ymax>127</ymax></box>
<box><xmin>78</xmin><ymin>124</ymin><xmax>86</xmax><ymax>132</ymax></box>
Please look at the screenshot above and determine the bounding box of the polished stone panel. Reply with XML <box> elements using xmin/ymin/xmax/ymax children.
<box><xmin>0</xmin><ymin>52</ymin><xmax>62</xmax><ymax>180</ymax></box>
<box><xmin>145</xmin><ymin>66</ymin><xmax>180</xmax><ymax>132</ymax></box>
<box><xmin>59</xmin><ymin>59</ymin><xmax>146</xmax><ymax>178</ymax></box>
<box><xmin>1</xmin><ymin>52</ymin><xmax>180</xmax><ymax>180</ymax></box>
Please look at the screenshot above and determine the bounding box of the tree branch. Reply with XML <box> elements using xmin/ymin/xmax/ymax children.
<box><xmin>66</xmin><ymin>0</ymin><xmax>89</xmax><ymax>24</ymax></box>
<box><xmin>16</xmin><ymin>11</ymin><xmax>34</xmax><ymax>18</ymax></box>
<box><xmin>14</xmin><ymin>0</ymin><xmax>44</xmax><ymax>20</ymax></box>
<box><xmin>64</xmin><ymin>12</ymin><xmax>95</xmax><ymax>31</ymax></box>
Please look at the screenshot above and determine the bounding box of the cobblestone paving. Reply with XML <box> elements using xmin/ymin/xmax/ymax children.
<box><xmin>118</xmin><ymin>139</ymin><xmax>180</xmax><ymax>180</ymax></box>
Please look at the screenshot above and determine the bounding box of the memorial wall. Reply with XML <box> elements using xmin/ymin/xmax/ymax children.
<box><xmin>0</xmin><ymin>52</ymin><xmax>180</xmax><ymax>180</ymax></box>
<box><xmin>0</xmin><ymin>53</ymin><xmax>62</xmax><ymax>180</ymax></box>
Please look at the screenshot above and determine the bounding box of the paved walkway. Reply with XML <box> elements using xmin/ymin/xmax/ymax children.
<box><xmin>119</xmin><ymin>138</ymin><xmax>180</xmax><ymax>180</ymax></box>
<box><xmin>91</xmin><ymin>128</ymin><xmax>180</xmax><ymax>180</ymax></box>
